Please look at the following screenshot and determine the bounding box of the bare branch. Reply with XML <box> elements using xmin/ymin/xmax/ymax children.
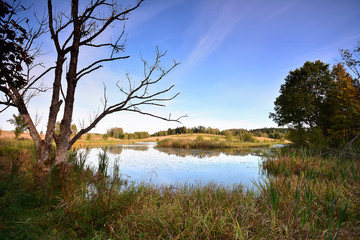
<box><xmin>22</xmin><ymin>66</ymin><xmax>56</xmax><ymax>95</ymax></box>
<box><xmin>47</xmin><ymin>0</ymin><xmax>61</xmax><ymax>52</ymax></box>
<box><xmin>69</xmin><ymin>50</ymin><xmax>184</xmax><ymax>148</ymax></box>
<box><xmin>0</xmin><ymin>105</ymin><xmax>13</xmax><ymax>113</ymax></box>
<box><xmin>76</xmin><ymin>55</ymin><xmax>129</xmax><ymax>81</ymax></box>
<box><xmin>111</xmin><ymin>25</ymin><xmax>126</xmax><ymax>58</ymax></box>
<box><xmin>34</xmin><ymin>110</ymin><xmax>42</xmax><ymax>127</ymax></box>
<box><xmin>124</xmin><ymin>109</ymin><xmax>187</xmax><ymax>123</ymax></box>
<box><xmin>101</xmin><ymin>82</ymin><xmax>108</xmax><ymax>111</ymax></box>
<box><xmin>63</xmin><ymin>0</ymin><xmax>144</xmax><ymax>53</ymax></box>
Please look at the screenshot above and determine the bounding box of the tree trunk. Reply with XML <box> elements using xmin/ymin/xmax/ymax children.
<box><xmin>35</xmin><ymin>141</ymin><xmax>52</xmax><ymax>170</ymax></box>
<box><xmin>53</xmin><ymin>0</ymin><xmax>81</xmax><ymax>166</ymax></box>
<box><xmin>54</xmin><ymin>139</ymin><xmax>69</xmax><ymax>166</ymax></box>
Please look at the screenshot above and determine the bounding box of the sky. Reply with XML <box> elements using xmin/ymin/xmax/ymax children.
<box><xmin>1</xmin><ymin>0</ymin><xmax>360</xmax><ymax>134</ymax></box>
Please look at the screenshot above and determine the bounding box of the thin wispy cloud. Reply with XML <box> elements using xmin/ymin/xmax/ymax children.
<box><xmin>261</xmin><ymin>0</ymin><xmax>297</xmax><ymax>22</ymax></box>
<box><xmin>126</xmin><ymin>0</ymin><xmax>186</xmax><ymax>33</ymax></box>
<box><xmin>181</xmin><ymin>0</ymin><xmax>253</xmax><ymax>73</ymax></box>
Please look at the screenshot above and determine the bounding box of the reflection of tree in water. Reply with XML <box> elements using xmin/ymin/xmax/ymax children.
<box><xmin>107</xmin><ymin>145</ymin><xmax>124</xmax><ymax>155</ymax></box>
<box><xmin>107</xmin><ymin>145</ymin><xmax>149</xmax><ymax>155</ymax></box>
<box><xmin>156</xmin><ymin>148</ymin><xmax>221</xmax><ymax>158</ymax></box>
<box><xmin>222</xmin><ymin>148</ymin><xmax>269</xmax><ymax>157</ymax></box>
<box><xmin>156</xmin><ymin>147</ymin><xmax>269</xmax><ymax>158</ymax></box>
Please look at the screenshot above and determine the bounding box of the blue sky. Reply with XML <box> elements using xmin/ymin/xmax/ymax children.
<box><xmin>1</xmin><ymin>0</ymin><xmax>360</xmax><ymax>134</ymax></box>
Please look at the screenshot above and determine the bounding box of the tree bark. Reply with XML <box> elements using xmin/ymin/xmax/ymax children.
<box><xmin>53</xmin><ymin>0</ymin><xmax>81</xmax><ymax>165</ymax></box>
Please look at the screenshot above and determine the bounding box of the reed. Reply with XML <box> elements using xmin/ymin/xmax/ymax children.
<box><xmin>157</xmin><ymin>138</ymin><xmax>232</xmax><ymax>149</ymax></box>
<box><xmin>0</xmin><ymin>140</ymin><xmax>359</xmax><ymax>239</ymax></box>
<box><xmin>156</xmin><ymin>138</ymin><xmax>273</xmax><ymax>149</ymax></box>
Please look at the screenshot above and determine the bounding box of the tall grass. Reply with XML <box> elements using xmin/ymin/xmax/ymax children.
<box><xmin>0</xmin><ymin>140</ymin><xmax>359</xmax><ymax>239</ymax></box>
<box><xmin>261</xmin><ymin>147</ymin><xmax>359</xmax><ymax>239</ymax></box>
<box><xmin>157</xmin><ymin>138</ymin><xmax>232</xmax><ymax>149</ymax></box>
<box><xmin>156</xmin><ymin>137</ymin><xmax>274</xmax><ymax>149</ymax></box>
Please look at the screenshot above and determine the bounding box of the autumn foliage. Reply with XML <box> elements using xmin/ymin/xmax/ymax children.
<box><xmin>271</xmin><ymin>55</ymin><xmax>360</xmax><ymax>148</ymax></box>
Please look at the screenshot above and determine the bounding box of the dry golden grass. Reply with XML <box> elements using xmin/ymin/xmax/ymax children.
<box><xmin>145</xmin><ymin>133</ymin><xmax>223</xmax><ymax>142</ymax></box>
<box><xmin>0</xmin><ymin>130</ymin><xmax>33</xmax><ymax>139</ymax></box>
<box><xmin>0</xmin><ymin>130</ymin><xmax>289</xmax><ymax>147</ymax></box>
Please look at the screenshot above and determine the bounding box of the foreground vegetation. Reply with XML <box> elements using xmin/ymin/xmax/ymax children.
<box><xmin>0</xmin><ymin>138</ymin><xmax>359</xmax><ymax>239</ymax></box>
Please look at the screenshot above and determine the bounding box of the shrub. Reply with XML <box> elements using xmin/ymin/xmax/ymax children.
<box><xmin>243</xmin><ymin>132</ymin><xmax>256</xmax><ymax>142</ymax></box>
<box><xmin>86</xmin><ymin>133</ymin><xmax>92</xmax><ymax>141</ymax></box>
<box><xmin>196</xmin><ymin>135</ymin><xmax>204</xmax><ymax>141</ymax></box>
<box><xmin>224</xmin><ymin>131</ymin><xmax>233</xmax><ymax>142</ymax></box>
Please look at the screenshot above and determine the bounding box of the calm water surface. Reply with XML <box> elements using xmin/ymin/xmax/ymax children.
<box><xmin>84</xmin><ymin>143</ymin><xmax>270</xmax><ymax>188</ymax></box>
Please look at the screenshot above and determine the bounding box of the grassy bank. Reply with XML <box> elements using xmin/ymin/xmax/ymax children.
<box><xmin>0</xmin><ymin>139</ymin><xmax>359</xmax><ymax>239</ymax></box>
<box><xmin>157</xmin><ymin>137</ymin><xmax>279</xmax><ymax>149</ymax></box>
<box><xmin>72</xmin><ymin>139</ymin><xmax>135</xmax><ymax>148</ymax></box>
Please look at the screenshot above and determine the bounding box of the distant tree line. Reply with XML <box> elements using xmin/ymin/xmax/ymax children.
<box><xmin>220</xmin><ymin>129</ymin><xmax>256</xmax><ymax>143</ymax></box>
<box><xmin>153</xmin><ymin>126</ymin><xmax>221</xmax><ymax>136</ymax></box>
<box><xmin>250</xmin><ymin>128</ymin><xmax>288</xmax><ymax>140</ymax></box>
<box><xmin>104</xmin><ymin>126</ymin><xmax>288</xmax><ymax>142</ymax></box>
<box><xmin>106</xmin><ymin>127</ymin><xmax>150</xmax><ymax>140</ymax></box>
<box><xmin>152</xmin><ymin>126</ymin><xmax>287</xmax><ymax>142</ymax></box>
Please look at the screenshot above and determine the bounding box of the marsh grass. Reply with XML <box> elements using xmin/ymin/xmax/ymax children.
<box><xmin>156</xmin><ymin>138</ymin><xmax>275</xmax><ymax>149</ymax></box>
<box><xmin>0</xmin><ymin>139</ymin><xmax>359</xmax><ymax>239</ymax></box>
<box><xmin>261</xmin><ymin>147</ymin><xmax>360</xmax><ymax>239</ymax></box>
<box><xmin>157</xmin><ymin>138</ymin><xmax>231</xmax><ymax>149</ymax></box>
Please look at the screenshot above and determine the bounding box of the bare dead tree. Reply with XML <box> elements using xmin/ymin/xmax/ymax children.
<box><xmin>1</xmin><ymin>0</ymin><xmax>185</xmax><ymax>170</ymax></box>
<box><xmin>340</xmin><ymin>41</ymin><xmax>360</xmax><ymax>82</ymax></box>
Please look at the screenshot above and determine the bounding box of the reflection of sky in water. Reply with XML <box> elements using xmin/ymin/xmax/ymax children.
<box><xmin>85</xmin><ymin>144</ymin><xmax>266</xmax><ymax>188</ymax></box>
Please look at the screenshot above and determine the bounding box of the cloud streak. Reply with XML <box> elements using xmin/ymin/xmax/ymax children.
<box><xmin>126</xmin><ymin>0</ymin><xmax>186</xmax><ymax>33</ymax></box>
<box><xmin>181</xmin><ymin>0</ymin><xmax>253</xmax><ymax>73</ymax></box>
<box><xmin>260</xmin><ymin>0</ymin><xmax>297</xmax><ymax>22</ymax></box>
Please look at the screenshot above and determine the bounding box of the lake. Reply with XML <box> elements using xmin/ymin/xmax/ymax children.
<box><xmin>83</xmin><ymin>143</ymin><xmax>270</xmax><ymax>188</ymax></box>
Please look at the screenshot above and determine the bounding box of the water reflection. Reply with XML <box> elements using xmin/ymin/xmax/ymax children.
<box><xmin>107</xmin><ymin>145</ymin><xmax>149</xmax><ymax>154</ymax></box>
<box><xmin>106</xmin><ymin>144</ymin><xmax>269</xmax><ymax>158</ymax></box>
<box><xmin>85</xmin><ymin>144</ymin><xmax>269</xmax><ymax>188</ymax></box>
<box><xmin>156</xmin><ymin>146</ymin><xmax>269</xmax><ymax>158</ymax></box>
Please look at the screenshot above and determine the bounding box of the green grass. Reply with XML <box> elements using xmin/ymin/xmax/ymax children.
<box><xmin>0</xmin><ymin>139</ymin><xmax>359</xmax><ymax>239</ymax></box>
<box><xmin>157</xmin><ymin>138</ymin><xmax>232</xmax><ymax>149</ymax></box>
<box><xmin>156</xmin><ymin>138</ymin><xmax>277</xmax><ymax>149</ymax></box>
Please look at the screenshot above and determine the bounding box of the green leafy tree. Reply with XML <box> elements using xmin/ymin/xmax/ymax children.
<box><xmin>153</xmin><ymin>130</ymin><xmax>167</xmax><ymax>136</ymax></box>
<box><xmin>167</xmin><ymin>128</ymin><xmax>175</xmax><ymax>135</ymax></box>
<box><xmin>102</xmin><ymin>134</ymin><xmax>109</xmax><ymax>140</ymax></box>
<box><xmin>243</xmin><ymin>132</ymin><xmax>255</xmax><ymax>142</ymax></box>
<box><xmin>175</xmin><ymin>126</ymin><xmax>186</xmax><ymax>134</ymax></box>
<box><xmin>0</xmin><ymin>0</ymin><xmax>34</xmax><ymax>105</ymax></box>
<box><xmin>224</xmin><ymin>130</ymin><xmax>233</xmax><ymax>142</ymax></box>
<box><xmin>134</xmin><ymin>131</ymin><xmax>150</xmax><ymax>139</ymax></box>
<box><xmin>270</xmin><ymin>61</ymin><xmax>333</xmax><ymax>146</ymax></box>
<box><xmin>107</xmin><ymin>127</ymin><xmax>124</xmax><ymax>139</ymax></box>
<box><xmin>7</xmin><ymin>113</ymin><xmax>27</xmax><ymax>139</ymax></box>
